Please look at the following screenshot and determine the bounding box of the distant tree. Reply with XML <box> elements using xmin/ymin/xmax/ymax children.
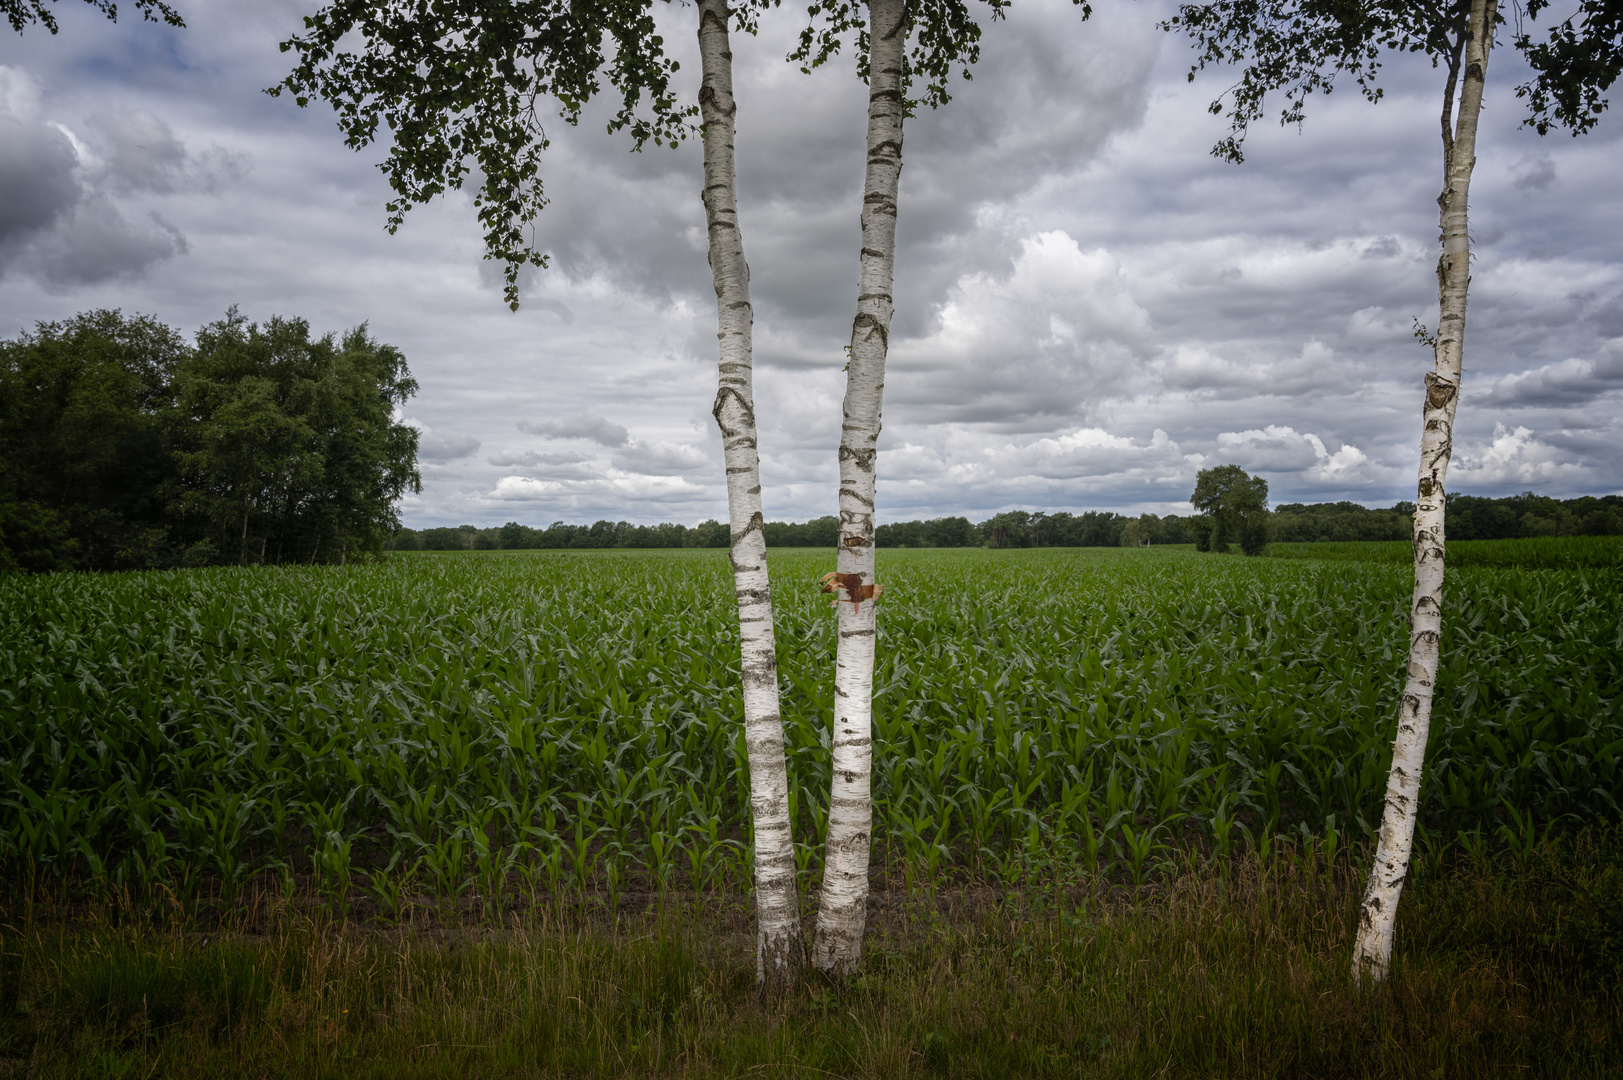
<box><xmin>1239</xmin><ymin>511</ymin><xmax>1270</xmax><ymax>556</ymax></box>
<box><xmin>924</xmin><ymin>515</ymin><xmax>975</xmax><ymax>547</ymax></box>
<box><xmin>498</xmin><ymin>521</ymin><xmax>527</xmax><ymax>549</ymax></box>
<box><xmin>1189</xmin><ymin>516</ymin><xmax>1214</xmax><ymax>552</ymax></box>
<box><xmin>981</xmin><ymin>510</ymin><xmax>1031</xmax><ymax>548</ymax></box>
<box><xmin>1122</xmin><ymin>513</ymin><xmax>1166</xmax><ymax>547</ymax></box>
<box><xmin>1190</xmin><ymin>464</ymin><xmax>1269</xmax><ymax>555</ymax></box>
<box><xmin>1270</xmin><ymin>501</ymin><xmax>1413</xmax><ymax>542</ymax></box>
<box><xmin>0</xmin><ymin>310</ymin><xmax>420</xmax><ymax>571</ymax></box>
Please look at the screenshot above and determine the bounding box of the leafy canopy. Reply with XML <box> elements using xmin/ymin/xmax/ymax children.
<box><xmin>3</xmin><ymin>0</ymin><xmax>181</xmax><ymax>34</ymax></box>
<box><xmin>790</xmin><ymin>0</ymin><xmax>1091</xmax><ymax>113</ymax></box>
<box><xmin>1517</xmin><ymin>0</ymin><xmax>1623</xmax><ymax>134</ymax></box>
<box><xmin>275</xmin><ymin>0</ymin><xmax>1077</xmax><ymax>310</ymax></box>
<box><xmin>273</xmin><ymin>1</ymin><xmax>694</xmax><ymax>310</ymax></box>
<box><xmin>1162</xmin><ymin>1</ymin><xmax>1480</xmax><ymax>162</ymax></box>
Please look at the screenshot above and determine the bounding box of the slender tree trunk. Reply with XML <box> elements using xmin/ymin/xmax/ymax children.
<box><xmin>1353</xmin><ymin>0</ymin><xmax>1495</xmax><ymax>984</ymax></box>
<box><xmin>812</xmin><ymin>0</ymin><xmax>906</xmax><ymax>978</ymax></box>
<box><xmin>697</xmin><ymin>0</ymin><xmax>804</xmax><ymax>998</ymax></box>
<box><xmin>239</xmin><ymin>496</ymin><xmax>251</xmax><ymax>565</ymax></box>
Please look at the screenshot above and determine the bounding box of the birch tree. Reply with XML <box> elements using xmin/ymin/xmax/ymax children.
<box><xmin>695</xmin><ymin>0</ymin><xmax>804</xmax><ymax>995</ymax></box>
<box><xmin>1166</xmin><ymin>0</ymin><xmax>1499</xmax><ymax>985</ymax></box>
<box><xmin>1355</xmin><ymin>0</ymin><xmax>1496</xmax><ymax>981</ymax></box>
<box><xmin>809</xmin><ymin>0</ymin><xmax>908</xmax><ymax>977</ymax></box>
<box><xmin>792</xmin><ymin>0</ymin><xmax>1089</xmax><ymax>976</ymax></box>
<box><xmin>1166</xmin><ymin>0</ymin><xmax>1618</xmax><ymax>982</ymax></box>
<box><xmin>278</xmin><ymin>0</ymin><xmax>812</xmax><ymax>996</ymax></box>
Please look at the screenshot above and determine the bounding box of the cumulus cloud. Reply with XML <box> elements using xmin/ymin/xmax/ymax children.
<box><xmin>489</xmin><ymin>473</ymin><xmax>708</xmax><ymax>506</ymax></box>
<box><xmin>1343</xmin><ymin>306</ymin><xmax>1414</xmax><ymax>344</ymax></box>
<box><xmin>1156</xmin><ymin>339</ymin><xmax>1356</xmax><ymax>399</ymax></box>
<box><xmin>83</xmin><ymin>109</ymin><xmax>189</xmax><ymax>194</ymax></box>
<box><xmin>872</xmin><ymin>426</ymin><xmax>1197</xmax><ymax>517</ymax></box>
<box><xmin>0</xmin><ymin>68</ymin><xmax>192</xmax><ymax>286</ymax></box>
<box><xmin>518</xmin><ymin>414</ymin><xmax>630</xmax><ymax>447</ymax></box>
<box><xmin>887</xmin><ymin>231</ymin><xmax>1153</xmax><ymax>426</ymax></box>
<box><xmin>1212</xmin><ymin>425</ymin><xmax>1381</xmax><ymax>486</ymax></box>
<box><xmin>30</xmin><ymin>198</ymin><xmax>188</xmax><ymax>287</ymax></box>
<box><xmin>1451</xmin><ymin>424</ymin><xmax>1586</xmax><ymax>487</ymax></box>
<box><xmin>1360</xmin><ymin>236</ymin><xmax>1403</xmax><ymax>260</ymax></box>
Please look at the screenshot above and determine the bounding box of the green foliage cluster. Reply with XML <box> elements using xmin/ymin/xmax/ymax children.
<box><xmin>3</xmin><ymin>0</ymin><xmax>183</xmax><ymax>36</ymax></box>
<box><xmin>1449</xmin><ymin>491</ymin><xmax>1623</xmax><ymax>539</ymax></box>
<box><xmin>1271</xmin><ymin>500</ymin><xmax>1415</xmax><ymax>542</ymax></box>
<box><xmin>1</xmin><ymin>544</ymin><xmax>1615</xmax><ymax>906</ymax></box>
<box><xmin>0</xmin><ymin>310</ymin><xmax>421</xmax><ymax>572</ymax></box>
<box><xmin>970</xmin><ymin>510</ymin><xmax>1184</xmax><ymax>549</ymax></box>
<box><xmin>274</xmin><ymin>0</ymin><xmax>694</xmax><ymax>309</ymax></box>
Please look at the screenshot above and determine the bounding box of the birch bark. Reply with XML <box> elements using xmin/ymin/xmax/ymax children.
<box><xmin>697</xmin><ymin>0</ymin><xmax>804</xmax><ymax>996</ymax></box>
<box><xmin>812</xmin><ymin>0</ymin><xmax>906</xmax><ymax>978</ymax></box>
<box><xmin>1352</xmin><ymin>0</ymin><xmax>1496</xmax><ymax>984</ymax></box>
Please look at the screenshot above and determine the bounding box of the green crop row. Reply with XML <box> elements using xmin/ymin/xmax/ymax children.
<box><xmin>1</xmin><ymin>545</ymin><xmax>1618</xmax><ymax>906</ymax></box>
<box><xmin>1266</xmin><ymin>534</ymin><xmax>1623</xmax><ymax>567</ymax></box>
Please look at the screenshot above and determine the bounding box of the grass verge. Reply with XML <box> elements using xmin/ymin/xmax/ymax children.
<box><xmin>3</xmin><ymin>832</ymin><xmax>1619</xmax><ymax>1079</ymax></box>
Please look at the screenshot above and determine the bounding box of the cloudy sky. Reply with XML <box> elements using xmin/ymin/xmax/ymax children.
<box><xmin>2</xmin><ymin>1</ymin><xmax>1619</xmax><ymax>527</ymax></box>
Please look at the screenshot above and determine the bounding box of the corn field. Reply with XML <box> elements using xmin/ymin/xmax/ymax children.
<box><xmin>2</xmin><ymin>545</ymin><xmax>1619</xmax><ymax>906</ymax></box>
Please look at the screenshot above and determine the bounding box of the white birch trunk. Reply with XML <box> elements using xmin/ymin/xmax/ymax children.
<box><xmin>696</xmin><ymin>0</ymin><xmax>803</xmax><ymax>996</ymax></box>
<box><xmin>812</xmin><ymin>0</ymin><xmax>907</xmax><ymax>978</ymax></box>
<box><xmin>1352</xmin><ymin>0</ymin><xmax>1496</xmax><ymax>984</ymax></box>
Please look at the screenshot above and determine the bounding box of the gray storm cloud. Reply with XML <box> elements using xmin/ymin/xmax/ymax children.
<box><xmin>0</xmin><ymin>68</ymin><xmax>190</xmax><ymax>287</ymax></box>
<box><xmin>409</xmin><ymin>420</ymin><xmax>480</xmax><ymax>463</ymax></box>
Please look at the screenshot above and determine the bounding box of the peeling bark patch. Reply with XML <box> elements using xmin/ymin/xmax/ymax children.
<box><xmin>821</xmin><ymin>571</ymin><xmax>882</xmax><ymax>613</ymax></box>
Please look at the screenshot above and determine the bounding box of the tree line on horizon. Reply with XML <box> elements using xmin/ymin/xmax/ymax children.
<box><xmin>389</xmin><ymin>489</ymin><xmax>1623</xmax><ymax>553</ymax></box>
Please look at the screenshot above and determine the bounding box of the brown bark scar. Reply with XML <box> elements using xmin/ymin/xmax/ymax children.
<box><xmin>820</xmin><ymin>571</ymin><xmax>883</xmax><ymax>613</ymax></box>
